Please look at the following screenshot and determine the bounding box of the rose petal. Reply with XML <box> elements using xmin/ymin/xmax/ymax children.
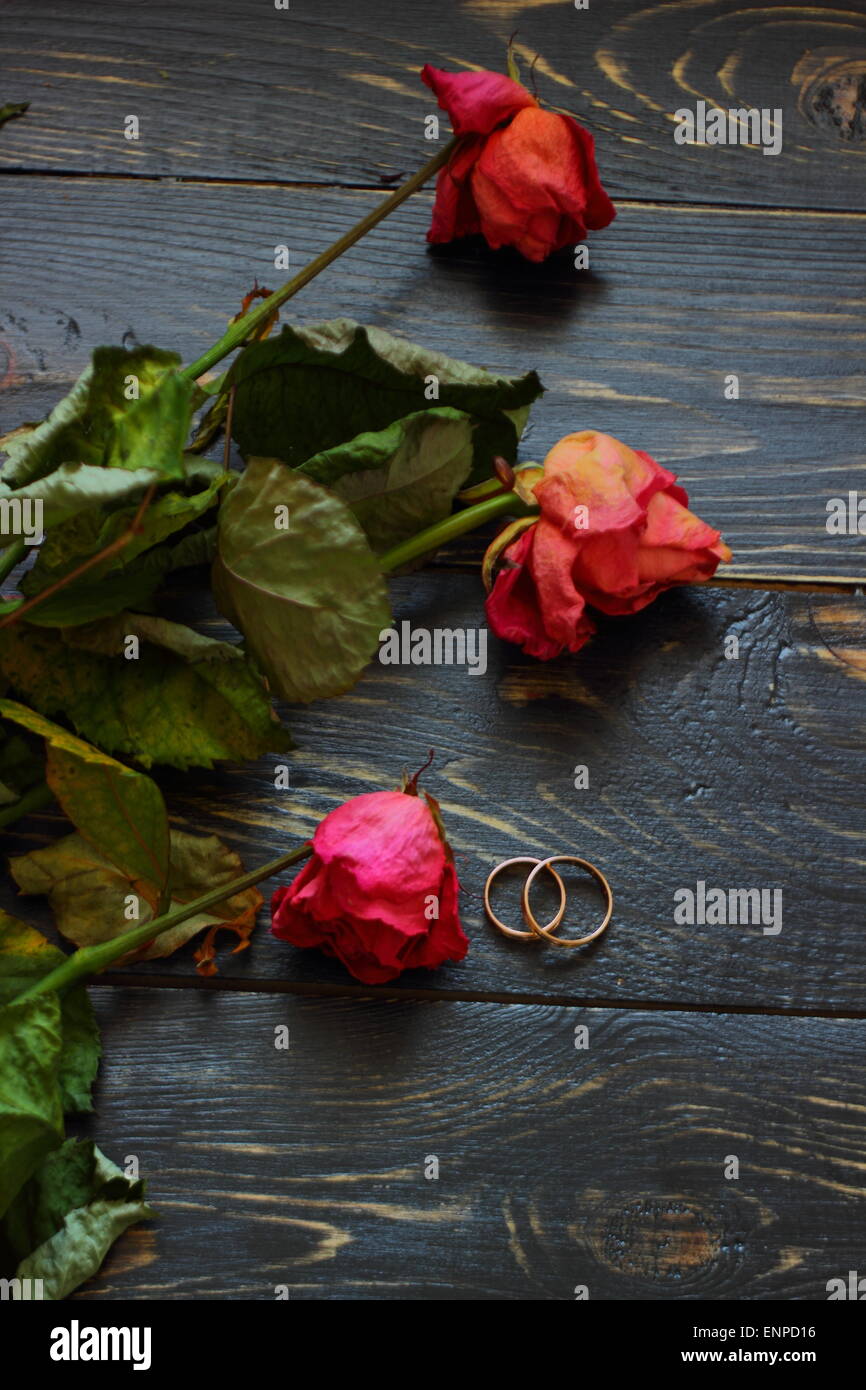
<box><xmin>470</xmin><ymin>109</ymin><xmax>614</xmax><ymax>260</ymax></box>
<box><xmin>421</xmin><ymin>64</ymin><xmax>536</xmax><ymax>137</ymax></box>
<box><xmin>427</xmin><ymin>137</ymin><xmax>485</xmax><ymax>245</ymax></box>
<box><xmin>486</xmin><ymin>529</ymin><xmax>560</xmax><ymax>659</ymax></box>
<box><xmin>270</xmin><ymin>789</ymin><xmax>468</xmax><ymax>984</ymax></box>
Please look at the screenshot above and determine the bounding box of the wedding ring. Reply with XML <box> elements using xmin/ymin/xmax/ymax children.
<box><xmin>484</xmin><ymin>856</ymin><xmax>567</xmax><ymax>941</ymax></box>
<box><xmin>522</xmin><ymin>855</ymin><xmax>613</xmax><ymax>948</ymax></box>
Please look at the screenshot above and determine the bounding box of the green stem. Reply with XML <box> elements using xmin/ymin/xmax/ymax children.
<box><xmin>182</xmin><ymin>138</ymin><xmax>461</xmax><ymax>382</ymax></box>
<box><xmin>0</xmin><ymin>780</ymin><xmax>54</xmax><ymax>828</ymax></box>
<box><xmin>457</xmin><ymin>476</ymin><xmax>511</xmax><ymax>504</ymax></box>
<box><xmin>0</xmin><ymin>539</ymin><xmax>26</xmax><ymax>585</ymax></box>
<box><xmin>379</xmin><ymin>492</ymin><xmax>537</xmax><ymax>574</ymax></box>
<box><xmin>17</xmin><ymin>841</ymin><xmax>314</xmax><ymax>1002</ymax></box>
<box><xmin>196</xmin><ymin>370</ymin><xmax>227</xmax><ymax>399</ymax></box>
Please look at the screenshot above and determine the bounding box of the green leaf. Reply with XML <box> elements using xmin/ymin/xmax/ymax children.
<box><xmin>0</xmin><ymin>699</ymin><xmax>170</xmax><ymax>908</ymax></box>
<box><xmin>0</xmin><ymin>462</ymin><xmax>161</xmax><ymax>532</ymax></box>
<box><xmin>17</xmin><ymin>461</ymin><xmax>228</xmax><ymax>625</ymax></box>
<box><xmin>14</xmin><ymin>545</ymin><xmax>177</xmax><ymax>628</ymax></box>
<box><xmin>0</xmin><ymin>913</ymin><xmax>100</xmax><ymax>1116</ymax></box>
<box><xmin>227</xmin><ymin>317</ymin><xmax>542</xmax><ymax>485</ymax></box>
<box><xmin>213</xmin><ymin>458</ymin><xmax>391</xmax><ymax>703</ymax></box>
<box><xmin>1</xmin><ymin>1138</ymin><xmax>97</xmax><ymax>1268</ymax></box>
<box><xmin>1</xmin><ymin>366</ymin><xmax>102</xmax><ymax>487</ymax></box>
<box><xmin>0</xmin><ymin>347</ymin><xmax>194</xmax><ymax>488</ymax></box>
<box><xmin>0</xmin><ymin>727</ymin><xmax>43</xmax><ymax>807</ymax></box>
<box><xmin>4</xmin><ymin>1140</ymin><xmax>152</xmax><ymax>1300</ymax></box>
<box><xmin>0</xmin><ymin>992</ymin><xmax>64</xmax><ymax>1220</ymax></box>
<box><xmin>110</xmin><ymin>366</ymin><xmax>194</xmax><ymax>480</ymax></box>
<box><xmin>23</xmin><ymin>460</ymin><xmax>226</xmax><ymax>581</ymax></box>
<box><xmin>134</xmin><ymin>828</ymin><xmax>264</xmax><ymax>972</ymax></box>
<box><xmin>0</xmin><ymin>101</ymin><xmax>29</xmax><ymax>129</ymax></box>
<box><xmin>0</xmin><ymin>615</ymin><xmax>292</xmax><ymax>769</ymax></box>
<box><xmin>16</xmin><ymin>525</ymin><xmax>219</xmax><ymax>629</ymax></box>
<box><xmin>10</xmin><ymin>829</ymin><xmax>263</xmax><ymax>972</ymax></box>
<box><xmin>298</xmin><ymin>407</ymin><xmax>474</xmax><ymax>555</ymax></box>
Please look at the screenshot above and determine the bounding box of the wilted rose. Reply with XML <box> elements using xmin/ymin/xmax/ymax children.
<box><xmin>271</xmin><ymin>777</ymin><xmax>467</xmax><ymax>984</ymax></box>
<box><xmin>421</xmin><ymin>64</ymin><xmax>615</xmax><ymax>262</ymax></box>
<box><xmin>485</xmin><ymin>430</ymin><xmax>732</xmax><ymax>659</ymax></box>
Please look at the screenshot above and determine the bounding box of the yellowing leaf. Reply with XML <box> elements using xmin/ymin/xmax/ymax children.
<box><xmin>0</xmin><ymin>617</ymin><xmax>292</xmax><ymax>770</ymax></box>
<box><xmin>10</xmin><ymin>830</ymin><xmax>263</xmax><ymax>976</ymax></box>
<box><xmin>0</xmin><ymin>912</ymin><xmax>100</xmax><ymax>1115</ymax></box>
<box><xmin>0</xmin><ymin>994</ymin><xmax>64</xmax><ymax>1220</ymax></box>
<box><xmin>0</xmin><ymin>698</ymin><xmax>170</xmax><ymax>910</ymax></box>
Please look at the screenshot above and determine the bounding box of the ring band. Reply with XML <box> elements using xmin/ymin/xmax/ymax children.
<box><xmin>484</xmin><ymin>856</ymin><xmax>567</xmax><ymax>941</ymax></box>
<box><xmin>522</xmin><ymin>855</ymin><xmax>613</xmax><ymax>948</ymax></box>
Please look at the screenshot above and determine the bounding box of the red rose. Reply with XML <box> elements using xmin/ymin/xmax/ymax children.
<box><xmin>485</xmin><ymin>430</ymin><xmax>732</xmax><ymax>659</ymax></box>
<box><xmin>421</xmin><ymin>64</ymin><xmax>615</xmax><ymax>262</ymax></box>
<box><xmin>271</xmin><ymin>784</ymin><xmax>467</xmax><ymax>984</ymax></box>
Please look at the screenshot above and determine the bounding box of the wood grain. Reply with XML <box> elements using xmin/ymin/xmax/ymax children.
<box><xmin>2</xmin><ymin>179</ymin><xmax>864</xmax><ymax>580</ymax></box>
<box><xmin>4</xmin><ymin>579</ymin><xmax>864</xmax><ymax>1013</ymax></box>
<box><xmin>66</xmin><ymin>987</ymin><xmax>866</xmax><ymax>1299</ymax></box>
<box><xmin>1</xmin><ymin>3</ymin><xmax>864</xmax><ymax>1305</ymax></box>
<box><xmin>1</xmin><ymin>1</ymin><xmax>864</xmax><ymax>211</ymax></box>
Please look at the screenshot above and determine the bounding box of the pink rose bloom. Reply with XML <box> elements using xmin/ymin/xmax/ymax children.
<box><xmin>485</xmin><ymin>431</ymin><xmax>732</xmax><ymax>659</ymax></box>
<box><xmin>271</xmin><ymin>784</ymin><xmax>467</xmax><ymax>984</ymax></box>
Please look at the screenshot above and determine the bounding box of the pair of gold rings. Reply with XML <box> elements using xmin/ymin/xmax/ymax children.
<box><xmin>483</xmin><ymin>855</ymin><xmax>613</xmax><ymax>948</ymax></box>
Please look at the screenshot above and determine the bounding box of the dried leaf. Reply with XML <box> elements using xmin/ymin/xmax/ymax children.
<box><xmin>10</xmin><ymin>830</ymin><xmax>263</xmax><ymax>975</ymax></box>
<box><xmin>213</xmin><ymin>460</ymin><xmax>390</xmax><ymax>703</ymax></box>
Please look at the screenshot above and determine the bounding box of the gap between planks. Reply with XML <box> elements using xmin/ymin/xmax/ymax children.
<box><xmin>2</xmin><ymin>166</ymin><xmax>866</xmax><ymax>221</ymax></box>
<box><xmin>96</xmin><ymin>970</ymin><xmax>866</xmax><ymax>1023</ymax></box>
<box><xmin>434</xmin><ymin>564</ymin><xmax>866</xmax><ymax>593</ymax></box>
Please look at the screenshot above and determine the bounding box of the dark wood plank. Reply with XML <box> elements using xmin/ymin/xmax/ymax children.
<box><xmin>2</xmin><ymin>1</ymin><xmax>865</xmax><ymax>210</ymax></box>
<box><xmin>67</xmin><ymin>987</ymin><xmax>866</xmax><ymax>1299</ymax></box>
<box><xmin>5</xmin><ymin>580</ymin><xmax>865</xmax><ymax>1013</ymax></box>
<box><xmin>3</xmin><ymin>179</ymin><xmax>865</xmax><ymax>580</ymax></box>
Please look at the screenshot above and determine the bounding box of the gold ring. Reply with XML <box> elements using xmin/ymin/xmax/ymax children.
<box><xmin>522</xmin><ymin>855</ymin><xmax>613</xmax><ymax>948</ymax></box>
<box><xmin>484</xmin><ymin>856</ymin><xmax>567</xmax><ymax>942</ymax></box>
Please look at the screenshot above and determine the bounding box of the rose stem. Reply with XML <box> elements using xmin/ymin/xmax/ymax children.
<box><xmin>380</xmin><ymin>495</ymin><xmax>807</xmax><ymax>591</ymax></box>
<box><xmin>16</xmin><ymin>841</ymin><xmax>314</xmax><ymax>1002</ymax></box>
<box><xmin>379</xmin><ymin>492</ymin><xmax>537</xmax><ymax>573</ymax></box>
<box><xmin>0</xmin><ymin>538</ymin><xmax>26</xmax><ymax>585</ymax></box>
<box><xmin>181</xmin><ymin>138</ymin><xmax>461</xmax><ymax>383</ymax></box>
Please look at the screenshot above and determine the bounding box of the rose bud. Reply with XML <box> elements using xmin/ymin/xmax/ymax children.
<box><xmin>484</xmin><ymin>430</ymin><xmax>732</xmax><ymax>660</ymax></box>
<box><xmin>270</xmin><ymin>769</ymin><xmax>467</xmax><ymax>984</ymax></box>
<box><xmin>421</xmin><ymin>64</ymin><xmax>615</xmax><ymax>262</ymax></box>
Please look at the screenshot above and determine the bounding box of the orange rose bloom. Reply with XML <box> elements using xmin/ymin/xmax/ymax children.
<box><xmin>421</xmin><ymin>65</ymin><xmax>615</xmax><ymax>262</ymax></box>
<box><xmin>485</xmin><ymin>432</ymin><xmax>732</xmax><ymax>659</ymax></box>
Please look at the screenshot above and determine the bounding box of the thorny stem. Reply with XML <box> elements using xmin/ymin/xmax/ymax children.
<box><xmin>181</xmin><ymin>138</ymin><xmax>461</xmax><ymax>382</ymax></box>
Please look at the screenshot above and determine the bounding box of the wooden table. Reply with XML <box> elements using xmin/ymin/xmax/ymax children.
<box><xmin>1</xmin><ymin>0</ymin><xmax>864</xmax><ymax>1300</ymax></box>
